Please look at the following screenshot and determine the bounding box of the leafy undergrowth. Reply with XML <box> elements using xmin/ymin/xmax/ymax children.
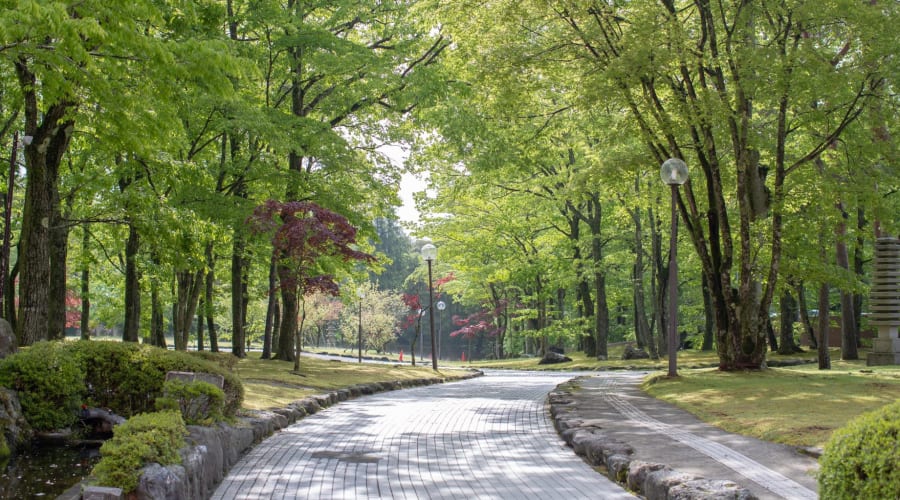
<box><xmin>236</xmin><ymin>353</ymin><xmax>471</xmax><ymax>410</ymax></box>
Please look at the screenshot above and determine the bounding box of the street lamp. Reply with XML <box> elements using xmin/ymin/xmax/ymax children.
<box><xmin>357</xmin><ymin>286</ymin><xmax>366</xmax><ymax>363</ymax></box>
<box><xmin>436</xmin><ymin>300</ymin><xmax>446</xmax><ymax>360</ymax></box>
<box><xmin>661</xmin><ymin>158</ymin><xmax>688</xmax><ymax>378</ymax></box>
<box><xmin>422</xmin><ymin>243</ymin><xmax>438</xmax><ymax>371</ymax></box>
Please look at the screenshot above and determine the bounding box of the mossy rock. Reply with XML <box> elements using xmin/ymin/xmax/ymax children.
<box><xmin>91</xmin><ymin>410</ymin><xmax>187</xmax><ymax>493</ymax></box>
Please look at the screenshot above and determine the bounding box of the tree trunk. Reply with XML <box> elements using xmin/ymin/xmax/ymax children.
<box><xmin>272</xmin><ymin>297</ymin><xmax>281</xmax><ymax>356</ymax></box>
<box><xmin>276</xmin><ymin>264</ymin><xmax>298</xmax><ymax>361</ymax></box>
<box><xmin>853</xmin><ymin>208</ymin><xmax>865</xmax><ymax>346</ymax></box>
<box><xmin>586</xmin><ymin>195</ymin><xmax>609</xmax><ymax>359</ymax></box>
<box><xmin>816</xmin><ymin>282</ymin><xmax>831</xmax><ymax>370</ymax></box>
<box><xmin>122</xmin><ymin>223</ymin><xmax>141</xmax><ymax>342</ymax></box>
<box><xmin>80</xmin><ymin>226</ymin><xmax>91</xmax><ymax>340</ymax></box>
<box><xmin>231</xmin><ymin>232</ymin><xmax>246</xmax><ymax>357</ymax></box>
<box><xmin>15</xmin><ymin>58</ymin><xmax>76</xmax><ymax>346</ymax></box>
<box><xmin>47</xmin><ymin>190</ymin><xmax>70</xmax><ymax>340</ymax></box>
<box><xmin>150</xmin><ymin>279</ymin><xmax>166</xmax><ymax>348</ymax></box>
<box><xmin>835</xmin><ymin>204</ymin><xmax>858</xmax><ymax>360</ymax></box>
<box><xmin>650</xmin><ymin>203</ymin><xmax>668</xmax><ymax>357</ymax></box>
<box><xmin>173</xmin><ymin>269</ymin><xmax>204</xmax><ymax>350</ymax></box>
<box><xmin>205</xmin><ymin>254</ymin><xmax>218</xmax><ymax>353</ymax></box>
<box><xmin>631</xmin><ymin>203</ymin><xmax>656</xmax><ymax>358</ymax></box>
<box><xmin>777</xmin><ymin>289</ymin><xmax>801</xmax><ymax>355</ymax></box>
<box><xmin>196</xmin><ymin>303</ymin><xmax>205</xmax><ymax>351</ymax></box>
<box><xmin>700</xmin><ymin>273</ymin><xmax>714</xmax><ymax>351</ymax></box>
<box><xmin>5</xmin><ymin>257</ymin><xmax>17</xmax><ymax>329</ymax></box>
<box><xmin>564</xmin><ymin>201</ymin><xmax>596</xmax><ymax>357</ymax></box>
<box><xmin>262</xmin><ymin>256</ymin><xmax>277</xmax><ymax>359</ymax></box>
<box><xmin>0</xmin><ymin>131</ymin><xmax>17</xmax><ymax>322</ymax></box>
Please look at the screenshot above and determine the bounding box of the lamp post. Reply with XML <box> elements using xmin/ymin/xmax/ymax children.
<box><xmin>421</xmin><ymin>243</ymin><xmax>438</xmax><ymax>370</ymax></box>
<box><xmin>436</xmin><ymin>300</ymin><xmax>446</xmax><ymax>360</ymax></box>
<box><xmin>661</xmin><ymin>158</ymin><xmax>689</xmax><ymax>378</ymax></box>
<box><xmin>357</xmin><ymin>286</ymin><xmax>365</xmax><ymax>363</ymax></box>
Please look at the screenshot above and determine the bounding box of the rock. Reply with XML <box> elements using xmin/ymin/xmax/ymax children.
<box><xmin>0</xmin><ymin>388</ymin><xmax>30</xmax><ymax>456</ymax></box>
<box><xmin>626</xmin><ymin>461</ymin><xmax>670</xmax><ymax>492</ymax></box>
<box><xmin>539</xmin><ymin>351</ymin><xmax>572</xmax><ymax>365</ymax></box>
<box><xmin>643</xmin><ymin>469</ymin><xmax>701</xmax><ymax>500</ymax></box>
<box><xmin>669</xmin><ymin>479</ymin><xmax>757</xmax><ymax>500</ymax></box>
<box><xmin>165</xmin><ymin>371</ymin><xmax>225</xmax><ymax>390</ymax></box>
<box><xmin>622</xmin><ymin>344</ymin><xmax>650</xmax><ymax>360</ymax></box>
<box><xmin>79</xmin><ymin>406</ymin><xmax>126</xmax><ymax>435</ymax></box>
<box><xmin>0</xmin><ymin>318</ymin><xmax>15</xmax><ymax>359</ymax></box>
<box><xmin>82</xmin><ymin>486</ymin><xmax>124</xmax><ymax>500</ymax></box>
<box><xmin>136</xmin><ymin>463</ymin><xmax>187</xmax><ymax>500</ymax></box>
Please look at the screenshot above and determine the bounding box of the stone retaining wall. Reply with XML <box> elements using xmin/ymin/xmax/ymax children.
<box><xmin>548</xmin><ymin>379</ymin><xmax>757</xmax><ymax>500</ymax></box>
<box><xmin>70</xmin><ymin>371</ymin><xmax>483</xmax><ymax>500</ymax></box>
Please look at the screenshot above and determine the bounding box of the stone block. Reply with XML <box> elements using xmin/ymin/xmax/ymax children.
<box><xmin>82</xmin><ymin>486</ymin><xmax>124</xmax><ymax>500</ymax></box>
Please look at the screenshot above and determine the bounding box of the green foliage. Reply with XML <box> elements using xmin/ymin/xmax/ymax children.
<box><xmin>65</xmin><ymin>341</ymin><xmax>243</xmax><ymax>418</ymax></box>
<box><xmin>156</xmin><ymin>379</ymin><xmax>225</xmax><ymax>426</ymax></box>
<box><xmin>818</xmin><ymin>400</ymin><xmax>900</xmax><ymax>499</ymax></box>
<box><xmin>0</xmin><ymin>342</ymin><xmax>85</xmax><ymax>431</ymax></box>
<box><xmin>91</xmin><ymin>410</ymin><xmax>187</xmax><ymax>493</ymax></box>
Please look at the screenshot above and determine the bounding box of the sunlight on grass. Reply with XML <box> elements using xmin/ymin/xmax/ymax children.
<box><xmin>642</xmin><ymin>363</ymin><xmax>900</xmax><ymax>448</ymax></box>
<box><xmin>236</xmin><ymin>353</ymin><xmax>471</xmax><ymax>410</ymax></box>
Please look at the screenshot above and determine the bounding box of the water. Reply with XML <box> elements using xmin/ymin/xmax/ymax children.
<box><xmin>0</xmin><ymin>443</ymin><xmax>101</xmax><ymax>499</ymax></box>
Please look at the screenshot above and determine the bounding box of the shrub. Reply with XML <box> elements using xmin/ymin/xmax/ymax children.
<box><xmin>0</xmin><ymin>342</ymin><xmax>85</xmax><ymax>431</ymax></box>
<box><xmin>66</xmin><ymin>341</ymin><xmax>243</xmax><ymax>418</ymax></box>
<box><xmin>91</xmin><ymin>410</ymin><xmax>187</xmax><ymax>493</ymax></box>
<box><xmin>818</xmin><ymin>400</ymin><xmax>900</xmax><ymax>499</ymax></box>
<box><xmin>156</xmin><ymin>379</ymin><xmax>225</xmax><ymax>425</ymax></box>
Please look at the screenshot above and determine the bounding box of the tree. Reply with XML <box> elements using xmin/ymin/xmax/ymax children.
<box><xmin>248</xmin><ymin>200</ymin><xmax>374</xmax><ymax>365</ymax></box>
<box><xmin>418</xmin><ymin>0</ymin><xmax>897</xmax><ymax>370</ymax></box>
<box><xmin>340</xmin><ymin>286</ymin><xmax>405</xmax><ymax>354</ymax></box>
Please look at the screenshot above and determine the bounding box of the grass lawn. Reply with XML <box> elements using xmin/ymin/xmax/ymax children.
<box><xmin>470</xmin><ymin>345</ymin><xmax>900</xmax><ymax>449</ymax></box>
<box><xmin>236</xmin><ymin>352</ymin><xmax>471</xmax><ymax>410</ymax></box>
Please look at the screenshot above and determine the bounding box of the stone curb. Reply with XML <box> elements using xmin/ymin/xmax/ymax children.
<box><xmin>548</xmin><ymin>378</ymin><xmax>757</xmax><ymax>500</ymax></box>
<box><xmin>69</xmin><ymin>369</ymin><xmax>484</xmax><ymax>500</ymax></box>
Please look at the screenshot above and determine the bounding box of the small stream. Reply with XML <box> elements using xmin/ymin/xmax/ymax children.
<box><xmin>1</xmin><ymin>443</ymin><xmax>101</xmax><ymax>499</ymax></box>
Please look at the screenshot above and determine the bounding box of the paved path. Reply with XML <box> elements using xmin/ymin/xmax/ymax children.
<box><xmin>212</xmin><ymin>371</ymin><xmax>634</xmax><ymax>500</ymax></box>
<box><xmin>567</xmin><ymin>372</ymin><xmax>819</xmax><ymax>500</ymax></box>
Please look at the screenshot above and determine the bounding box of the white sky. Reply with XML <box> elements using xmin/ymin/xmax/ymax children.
<box><xmin>398</xmin><ymin>172</ymin><xmax>425</xmax><ymax>223</ymax></box>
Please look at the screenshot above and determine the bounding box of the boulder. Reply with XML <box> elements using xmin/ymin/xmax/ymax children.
<box><xmin>0</xmin><ymin>388</ymin><xmax>31</xmax><ymax>456</ymax></box>
<box><xmin>0</xmin><ymin>318</ymin><xmax>16</xmax><ymax>359</ymax></box>
<box><xmin>539</xmin><ymin>351</ymin><xmax>572</xmax><ymax>365</ymax></box>
<box><xmin>669</xmin><ymin>479</ymin><xmax>757</xmax><ymax>500</ymax></box>
<box><xmin>622</xmin><ymin>344</ymin><xmax>650</xmax><ymax>360</ymax></box>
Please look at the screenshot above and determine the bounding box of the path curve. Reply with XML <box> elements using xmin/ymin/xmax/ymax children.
<box><xmin>212</xmin><ymin>370</ymin><xmax>635</xmax><ymax>500</ymax></box>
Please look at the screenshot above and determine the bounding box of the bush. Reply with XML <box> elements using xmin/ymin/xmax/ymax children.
<box><xmin>156</xmin><ymin>379</ymin><xmax>225</xmax><ymax>425</ymax></box>
<box><xmin>818</xmin><ymin>400</ymin><xmax>900</xmax><ymax>499</ymax></box>
<box><xmin>91</xmin><ymin>410</ymin><xmax>187</xmax><ymax>493</ymax></box>
<box><xmin>66</xmin><ymin>341</ymin><xmax>243</xmax><ymax>418</ymax></box>
<box><xmin>0</xmin><ymin>342</ymin><xmax>85</xmax><ymax>431</ymax></box>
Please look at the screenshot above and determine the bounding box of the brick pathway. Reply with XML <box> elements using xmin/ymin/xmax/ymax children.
<box><xmin>212</xmin><ymin>371</ymin><xmax>634</xmax><ymax>499</ymax></box>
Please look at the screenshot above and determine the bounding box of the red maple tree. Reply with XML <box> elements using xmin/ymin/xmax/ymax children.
<box><xmin>249</xmin><ymin>200</ymin><xmax>374</xmax><ymax>364</ymax></box>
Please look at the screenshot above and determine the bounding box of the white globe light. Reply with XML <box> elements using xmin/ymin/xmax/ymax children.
<box><xmin>660</xmin><ymin>158</ymin><xmax>689</xmax><ymax>185</ymax></box>
<box><xmin>421</xmin><ymin>243</ymin><xmax>437</xmax><ymax>261</ymax></box>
